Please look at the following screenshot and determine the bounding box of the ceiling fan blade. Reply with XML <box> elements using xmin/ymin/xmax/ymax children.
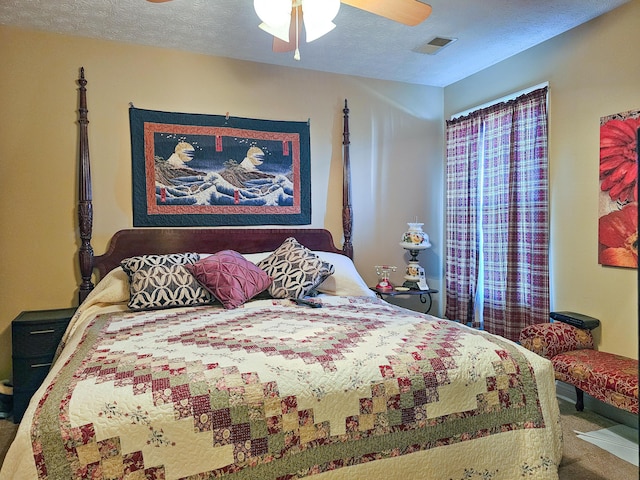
<box><xmin>272</xmin><ymin>6</ymin><xmax>303</xmax><ymax>53</ymax></box>
<box><xmin>341</xmin><ymin>0</ymin><xmax>432</xmax><ymax>26</ymax></box>
<box><xmin>146</xmin><ymin>0</ymin><xmax>173</xmax><ymax>3</ymax></box>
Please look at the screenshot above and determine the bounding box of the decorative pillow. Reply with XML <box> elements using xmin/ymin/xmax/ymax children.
<box><xmin>121</xmin><ymin>253</ymin><xmax>213</xmax><ymax>311</ymax></box>
<box><xmin>186</xmin><ymin>250</ymin><xmax>272</xmax><ymax>309</ymax></box>
<box><xmin>257</xmin><ymin>238</ymin><xmax>334</xmax><ymax>299</ymax></box>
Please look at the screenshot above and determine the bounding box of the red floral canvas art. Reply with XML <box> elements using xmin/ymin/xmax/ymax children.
<box><xmin>598</xmin><ymin>109</ymin><xmax>639</xmax><ymax>268</ymax></box>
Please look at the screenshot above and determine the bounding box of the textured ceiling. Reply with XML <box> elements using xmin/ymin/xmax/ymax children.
<box><xmin>0</xmin><ymin>0</ymin><xmax>631</xmax><ymax>87</ymax></box>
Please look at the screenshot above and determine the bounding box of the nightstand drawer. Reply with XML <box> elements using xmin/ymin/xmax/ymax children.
<box><xmin>12</xmin><ymin>355</ymin><xmax>56</xmax><ymax>391</ymax></box>
<box><xmin>11</xmin><ymin>308</ymin><xmax>74</xmax><ymax>357</ymax></box>
<box><xmin>12</xmin><ymin>321</ymin><xmax>68</xmax><ymax>357</ymax></box>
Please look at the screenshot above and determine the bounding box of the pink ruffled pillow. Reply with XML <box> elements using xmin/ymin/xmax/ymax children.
<box><xmin>186</xmin><ymin>250</ymin><xmax>272</xmax><ymax>309</ymax></box>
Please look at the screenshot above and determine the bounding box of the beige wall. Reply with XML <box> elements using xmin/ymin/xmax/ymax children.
<box><xmin>445</xmin><ymin>0</ymin><xmax>639</xmax><ymax>358</ymax></box>
<box><xmin>0</xmin><ymin>26</ymin><xmax>444</xmax><ymax>380</ymax></box>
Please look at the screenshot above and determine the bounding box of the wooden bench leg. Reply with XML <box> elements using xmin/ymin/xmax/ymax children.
<box><xmin>574</xmin><ymin>386</ymin><xmax>584</xmax><ymax>411</ymax></box>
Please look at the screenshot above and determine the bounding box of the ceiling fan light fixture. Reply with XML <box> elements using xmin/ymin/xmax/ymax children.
<box><xmin>258</xmin><ymin>21</ymin><xmax>292</xmax><ymax>43</ymax></box>
<box><xmin>253</xmin><ymin>0</ymin><xmax>291</xmax><ymax>30</ymax></box>
<box><xmin>301</xmin><ymin>0</ymin><xmax>340</xmax><ymax>42</ymax></box>
<box><xmin>303</xmin><ymin>20</ymin><xmax>336</xmax><ymax>43</ymax></box>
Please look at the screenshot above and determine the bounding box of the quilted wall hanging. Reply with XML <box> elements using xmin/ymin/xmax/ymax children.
<box><xmin>130</xmin><ymin>107</ymin><xmax>311</xmax><ymax>227</ymax></box>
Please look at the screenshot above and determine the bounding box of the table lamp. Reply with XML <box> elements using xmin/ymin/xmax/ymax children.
<box><xmin>399</xmin><ymin>221</ymin><xmax>431</xmax><ymax>289</ymax></box>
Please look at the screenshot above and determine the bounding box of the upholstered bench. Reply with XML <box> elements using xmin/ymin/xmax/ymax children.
<box><xmin>519</xmin><ymin>321</ymin><xmax>638</xmax><ymax>414</ymax></box>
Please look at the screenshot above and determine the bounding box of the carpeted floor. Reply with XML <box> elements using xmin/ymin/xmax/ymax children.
<box><xmin>0</xmin><ymin>397</ymin><xmax>637</xmax><ymax>478</ymax></box>
<box><xmin>0</xmin><ymin>418</ymin><xmax>16</xmax><ymax>469</ymax></box>
<box><xmin>556</xmin><ymin>398</ymin><xmax>638</xmax><ymax>479</ymax></box>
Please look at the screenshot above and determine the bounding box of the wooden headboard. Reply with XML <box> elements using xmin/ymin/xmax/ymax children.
<box><xmin>75</xmin><ymin>68</ymin><xmax>353</xmax><ymax>303</ymax></box>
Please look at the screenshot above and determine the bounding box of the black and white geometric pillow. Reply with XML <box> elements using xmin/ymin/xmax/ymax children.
<box><xmin>121</xmin><ymin>253</ymin><xmax>213</xmax><ymax>311</ymax></box>
<box><xmin>257</xmin><ymin>238</ymin><xmax>334</xmax><ymax>299</ymax></box>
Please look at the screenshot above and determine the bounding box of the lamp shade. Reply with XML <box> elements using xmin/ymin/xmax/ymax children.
<box><xmin>302</xmin><ymin>0</ymin><xmax>340</xmax><ymax>42</ymax></box>
<box><xmin>400</xmin><ymin>222</ymin><xmax>431</xmax><ymax>250</ymax></box>
<box><xmin>254</xmin><ymin>0</ymin><xmax>292</xmax><ymax>42</ymax></box>
<box><xmin>258</xmin><ymin>21</ymin><xmax>292</xmax><ymax>42</ymax></box>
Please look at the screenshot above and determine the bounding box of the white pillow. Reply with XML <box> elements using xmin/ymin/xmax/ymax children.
<box><xmin>312</xmin><ymin>252</ymin><xmax>375</xmax><ymax>297</ymax></box>
<box><xmin>243</xmin><ymin>252</ymin><xmax>273</xmax><ymax>264</ymax></box>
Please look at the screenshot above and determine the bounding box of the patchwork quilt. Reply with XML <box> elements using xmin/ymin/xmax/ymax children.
<box><xmin>1</xmin><ymin>296</ymin><xmax>562</xmax><ymax>480</ymax></box>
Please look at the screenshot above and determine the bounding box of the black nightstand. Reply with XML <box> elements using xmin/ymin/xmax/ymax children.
<box><xmin>371</xmin><ymin>287</ymin><xmax>439</xmax><ymax>314</ymax></box>
<box><xmin>11</xmin><ymin>308</ymin><xmax>75</xmax><ymax>423</ymax></box>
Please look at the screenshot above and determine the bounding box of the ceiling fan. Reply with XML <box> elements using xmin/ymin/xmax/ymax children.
<box><xmin>146</xmin><ymin>0</ymin><xmax>432</xmax><ymax>59</ymax></box>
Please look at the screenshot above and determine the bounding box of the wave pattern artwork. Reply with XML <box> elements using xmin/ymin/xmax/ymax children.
<box><xmin>154</xmin><ymin>140</ymin><xmax>294</xmax><ymax>208</ymax></box>
<box><xmin>130</xmin><ymin>108</ymin><xmax>311</xmax><ymax>227</ymax></box>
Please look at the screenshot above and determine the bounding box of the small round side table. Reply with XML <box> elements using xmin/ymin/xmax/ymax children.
<box><xmin>370</xmin><ymin>287</ymin><xmax>438</xmax><ymax>314</ymax></box>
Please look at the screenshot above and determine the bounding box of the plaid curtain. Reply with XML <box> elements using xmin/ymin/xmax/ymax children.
<box><xmin>445</xmin><ymin>87</ymin><xmax>549</xmax><ymax>341</ymax></box>
<box><xmin>444</xmin><ymin>113</ymin><xmax>482</xmax><ymax>325</ymax></box>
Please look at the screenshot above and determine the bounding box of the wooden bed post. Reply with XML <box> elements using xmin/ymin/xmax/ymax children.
<box><xmin>78</xmin><ymin>67</ymin><xmax>94</xmax><ymax>304</ymax></box>
<box><xmin>342</xmin><ymin>99</ymin><xmax>353</xmax><ymax>259</ymax></box>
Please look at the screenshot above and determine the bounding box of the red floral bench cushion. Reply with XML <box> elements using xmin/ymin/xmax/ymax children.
<box><xmin>553</xmin><ymin>350</ymin><xmax>638</xmax><ymax>414</ymax></box>
<box><xmin>519</xmin><ymin>322</ymin><xmax>594</xmax><ymax>359</ymax></box>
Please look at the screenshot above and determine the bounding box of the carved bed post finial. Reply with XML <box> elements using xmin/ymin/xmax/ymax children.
<box><xmin>342</xmin><ymin>99</ymin><xmax>353</xmax><ymax>259</ymax></box>
<box><xmin>78</xmin><ymin>67</ymin><xmax>94</xmax><ymax>303</ymax></box>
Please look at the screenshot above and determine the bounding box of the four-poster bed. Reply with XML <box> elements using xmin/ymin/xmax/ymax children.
<box><xmin>0</xmin><ymin>69</ymin><xmax>562</xmax><ymax>480</ymax></box>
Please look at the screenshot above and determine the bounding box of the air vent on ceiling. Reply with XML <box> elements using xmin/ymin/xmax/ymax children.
<box><xmin>413</xmin><ymin>36</ymin><xmax>457</xmax><ymax>55</ymax></box>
